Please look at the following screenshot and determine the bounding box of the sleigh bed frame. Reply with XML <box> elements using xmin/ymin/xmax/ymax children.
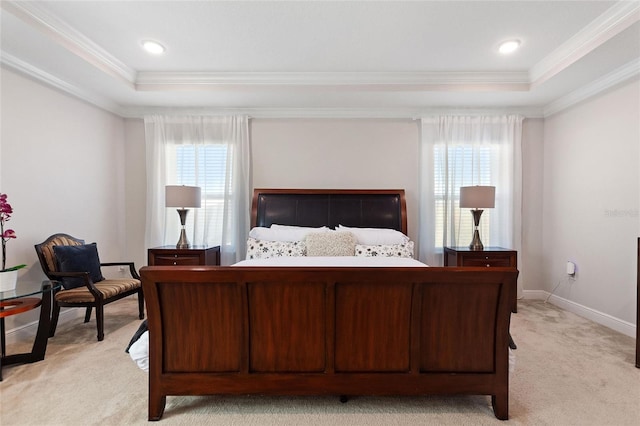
<box><xmin>140</xmin><ymin>189</ymin><xmax>518</xmax><ymax>421</ymax></box>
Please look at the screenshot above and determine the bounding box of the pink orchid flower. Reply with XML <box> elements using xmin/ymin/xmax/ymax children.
<box><xmin>2</xmin><ymin>229</ymin><xmax>16</xmax><ymax>239</ymax></box>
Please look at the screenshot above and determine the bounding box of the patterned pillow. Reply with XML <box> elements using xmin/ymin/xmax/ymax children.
<box><xmin>355</xmin><ymin>241</ymin><xmax>414</xmax><ymax>258</ymax></box>
<box><xmin>246</xmin><ymin>237</ymin><xmax>306</xmax><ymax>259</ymax></box>
<box><xmin>305</xmin><ymin>231</ymin><xmax>357</xmax><ymax>256</ymax></box>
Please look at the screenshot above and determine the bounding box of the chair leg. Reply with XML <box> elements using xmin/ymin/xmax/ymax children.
<box><xmin>137</xmin><ymin>289</ymin><xmax>145</xmax><ymax>320</ymax></box>
<box><xmin>49</xmin><ymin>302</ymin><xmax>61</xmax><ymax>338</ymax></box>
<box><xmin>84</xmin><ymin>307</ymin><xmax>92</xmax><ymax>323</ymax></box>
<box><xmin>96</xmin><ymin>304</ymin><xmax>104</xmax><ymax>341</ymax></box>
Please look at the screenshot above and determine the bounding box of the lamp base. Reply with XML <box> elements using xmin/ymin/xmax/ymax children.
<box><xmin>469</xmin><ymin>230</ymin><xmax>484</xmax><ymax>251</ymax></box>
<box><xmin>468</xmin><ymin>209</ymin><xmax>484</xmax><ymax>251</ymax></box>
<box><xmin>176</xmin><ymin>208</ymin><xmax>190</xmax><ymax>249</ymax></box>
<box><xmin>176</xmin><ymin>228</ymin><xmax>190</xmax><ymax>249</ymax></box>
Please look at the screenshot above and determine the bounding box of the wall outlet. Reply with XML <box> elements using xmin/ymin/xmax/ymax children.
<box><xmin>566</xmin><ymin>261</ymin><xmax>576</xmax><ymax>277</ymax></box>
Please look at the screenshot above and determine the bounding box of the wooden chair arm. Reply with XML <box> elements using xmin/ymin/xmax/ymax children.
<box><xmin>100</xmin><ymin>262</ymin><xmax>140</xmax><ymax>280</ymax></box>
<box><xmin>47</xmin><ymin>271</ymin><xmax>102</xmax><ymax>300</ymax></box>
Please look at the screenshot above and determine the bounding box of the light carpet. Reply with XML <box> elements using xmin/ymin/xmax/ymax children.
<box><xmin>0</xmin><ymin>299</ymin><xmax>638</xmax><ymax>425</ymax></box>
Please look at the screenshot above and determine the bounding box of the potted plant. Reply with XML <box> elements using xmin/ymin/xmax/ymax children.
<box><xmin>0</xmin><ymin>193</ymin><xmax>26</xmax><ymax>291</ymax></box>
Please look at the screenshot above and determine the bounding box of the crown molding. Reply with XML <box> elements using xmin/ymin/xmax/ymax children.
<box><xmin>5</xmin><ymin>46</ymin><xmax>632</xmax><ymax>121</ymax></box>
<box><xmin>135</xmin><ymin>71</ymin><xmax>530</xmax><ymax>91</ymax></box>
<box><xmin>543</xmin><ymin>58</ymin><xmax>640</xmax><ymax>117</ymax></box>
<box><xmin>1</xmin><ymin>51</ymin><xmax>122</xmax><ymax>116</ymax></box>
<box><xmin>1</xmin><ymin>0</ymin><xmax>136</xmax><ymax>87</ymax></box>
<box><xmin>119</xmin><ymin>105</ymin><xmax>544</xmax><ymax>120</ymax></box>
<box><xmin>530</xmin><ymin>1</ymin><xmax>640</xmax><ymax>87</ymax></box>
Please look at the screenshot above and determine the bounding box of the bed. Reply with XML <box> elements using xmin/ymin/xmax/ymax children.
<box><xmin>140</xmin><ymin>188</ymin><xmax>518</xmax><ymax>421</ymax></box>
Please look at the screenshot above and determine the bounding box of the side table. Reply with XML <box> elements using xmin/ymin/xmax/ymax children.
<box><xmin>147</xmin><ymin>245</ymin><xmax>221</xmax><ymax>266</ymax></box>
<box><xmin>443</xmin><ymin>246</ymin><xmax>518</xmax><ymax>313</ymax></box>
<box><xmin>0</xmin><ymin>280</ymin><xmax>61</xmax><ymax>381</ymax></box>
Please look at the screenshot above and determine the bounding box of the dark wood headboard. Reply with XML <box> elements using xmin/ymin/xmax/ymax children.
<box><xmin>251</xmin><ymin>189</ymin><xmax>407</xmax><ymax>234</ymax></box>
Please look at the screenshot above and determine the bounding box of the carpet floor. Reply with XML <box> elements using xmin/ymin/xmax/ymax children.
<box><xmin>0</xmin><ymin>299</ymin><xmax>638</xmax><ymax>425</ymax></box>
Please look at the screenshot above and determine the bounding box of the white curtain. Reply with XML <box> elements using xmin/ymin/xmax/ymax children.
<box><xmin>144</xmin><ymin>115</ymin><xmax>251</xmax><ymax>265</ymax></box>
<box><xmin>418</xmin><ymin>115</ymin><xmax>523</xmax><ymax>272</ymax></box>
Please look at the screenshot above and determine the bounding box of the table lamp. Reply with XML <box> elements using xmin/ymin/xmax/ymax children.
<box><xmin>459</xmin><ymin>185</ymin><xmax>495</xmax><ymax>251</ymax></box>
<box><xmin>165</xmin><ymin>185</ymin><xmax>201</xmax><ymax>249</ymax></box>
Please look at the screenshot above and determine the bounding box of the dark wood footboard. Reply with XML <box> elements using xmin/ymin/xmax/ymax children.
<box><xmin>141</xmin><ymin>266</ymin><xmax>518</xmax><ymax>421</ymax></box>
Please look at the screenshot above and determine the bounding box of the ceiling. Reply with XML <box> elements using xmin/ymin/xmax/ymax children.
<box><xmin>1</xmin><ymin>1</ymin><xmax>639</xmax><ymax>117</ymax></box>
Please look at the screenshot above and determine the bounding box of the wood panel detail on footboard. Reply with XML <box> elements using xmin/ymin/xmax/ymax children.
<box><xmin>140</xmin><ymin>266</ymin><xmax>518</xmax><ymax>421</ymax></box>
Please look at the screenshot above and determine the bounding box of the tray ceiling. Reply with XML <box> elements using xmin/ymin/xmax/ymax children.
<box><xmin>1</xmin><ymin>1</ymin><xmax>639</xmax><ymax>117</ymax></box>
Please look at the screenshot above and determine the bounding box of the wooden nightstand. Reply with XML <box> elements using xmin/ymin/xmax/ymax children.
<box><xmin>147</xmin><ymin>246</ymin><xmax>220</xmax><ymax>266</ymax></box>
<box><xmin>443</xmin><ymin>246</ymin><xmax>518</xmax><ymax>312</ymax></box>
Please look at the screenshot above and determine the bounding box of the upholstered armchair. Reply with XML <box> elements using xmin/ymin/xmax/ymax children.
<box><xmin>34</xmin><ymin>233</ymin><xmax>144</xmax><ymax>341</ymax></box>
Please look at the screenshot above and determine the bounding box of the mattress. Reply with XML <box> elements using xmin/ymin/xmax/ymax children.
<box><xmin>233</xmin><ymin>256</ymin><xmax>428</xmax><ymax>267</ymax></box>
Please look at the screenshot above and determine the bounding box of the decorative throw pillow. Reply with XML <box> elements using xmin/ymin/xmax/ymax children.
<box><xmin>355</xmin><ymin>241</ymin><xmax>415</xmax><ymax>258</ymax></box>
<box><xmin>305</xmin><ymin>231</ymin><xmax>357</xmax><ymax>257</ymax></box>
<box><xmin>246</xmin><ymin>237</ymin><xmax>306</xmax><ymax>259</ymax></box>
<box><xmin>53</xmin><ymin>243</ymin><xmax>104</xmax><ymax>289</ymax></box>
<box><xmin>248</xmin><ymin>226</ymin><xmax>329</xmax><ymax>242</ymax></box>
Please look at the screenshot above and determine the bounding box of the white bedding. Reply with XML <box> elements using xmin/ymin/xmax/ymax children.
<box><xmin>233</xmin><ymin>256</ymin><xmax>428</xmax><ymax>267</ymax></box>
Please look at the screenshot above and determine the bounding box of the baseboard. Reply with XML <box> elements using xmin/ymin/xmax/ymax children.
<box><xmin>3</xmin><ymin>308</ymin><xmax>83</xmax><ymax>345</ymax></box>
<box><xmin>522</xmin><ymin>289</ymin><xmax>636</xmax><ymax>338</ymax></box>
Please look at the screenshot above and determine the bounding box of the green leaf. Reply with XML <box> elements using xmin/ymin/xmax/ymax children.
<box><xmin>1</xmin><ymin>264</ymin><xmax>26</xmax><ymax>272</ymax></box>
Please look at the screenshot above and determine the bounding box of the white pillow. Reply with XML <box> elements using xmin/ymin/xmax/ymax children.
<box><xmin>249</xmin><ymin>226</ymin><xmax>328</xmax><ymax>242</ymax></box>
<box><xmin>355</xmin><ymin>241</ymin><xmax>414</xmax><ymax>258</ymax></box>
<box><xmin>246</xmin><ymin>237</ymin><xmax>306</xmax><ymax>259</ymax></box>
<box><xmin>128</xmin><ymin>330</ymin><xmax>149</xmax><ymax>373</ymax></box>
<box><xmin>337</xmin><ymin>225</ymin><xmax>409</xmax><ymax>245</ymax></box>
<box><xmin>305</xmin><ymin>231</ymin><xmax>357</xmax><ymax>257</ymax></box>
<box><xmin>271</xmin><ymin>224</ymin><xmax>329</xmax><ymax>238</ymax></box>
<box><xmin>271</xmin><ymin>224</ymin><xmax>328</xmax><ymax>231</ymax></box>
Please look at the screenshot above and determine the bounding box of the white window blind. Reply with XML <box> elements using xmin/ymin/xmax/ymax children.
<box><xmin>433</xmin><ymin>143</ymin><xmax>495</xmax><ymax>248</ymax></box>
<box><xmin>170</xmin><ymin>143</ymin><xmax>229</xmax><ymax>246</ymax></box>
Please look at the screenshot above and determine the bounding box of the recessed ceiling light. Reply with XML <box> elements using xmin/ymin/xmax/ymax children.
<box><xmin>141</xmin><ymin>40</ymin><xmax>165</xmax><ymax>55</ymax></box>
<box><xmin>498</xmin><ymin>40</ymin><xmax>520</xmax><ymax>55</ymax></box>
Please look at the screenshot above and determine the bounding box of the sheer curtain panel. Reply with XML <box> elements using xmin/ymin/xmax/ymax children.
<box><xmin>418</xmin><ymin>115</ymin><xmax>523</xmax><ymax>274</ymax></box>
<box><xmin>144</xmin><ymin>115</ymin><xmax>251</xmax><ymax>265</ymax></box>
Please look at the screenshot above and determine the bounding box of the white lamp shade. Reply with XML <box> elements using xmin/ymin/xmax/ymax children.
<box><xmin>165</xmin><ymin>185</ymin><xmax>202</xmax><ymax>208</ymax></box>
<box><xmin>459</xmin><ymin>186</ymin><xmax>495</xmax><ymax>209</ymax></box>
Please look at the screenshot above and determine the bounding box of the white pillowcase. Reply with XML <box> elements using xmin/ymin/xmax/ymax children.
<box><xmin>128</xmin><ymin>330</ymin><xmax>149</xmax><ymax>372</ymax></box>
<box><xmin>337</xmin><ymin>225</ymin><xmax>409</xmax><ymax>245</ymax></box>
<box><xmin>249</xmin><ymin>226</ymin><xmax>328</xmax><ymax>242</ymax></box>
<box><xmin>246</xmin><ymin>237</ymin><xmax>306</xmax><ymax>259</ymax></box>
<box><xmin>271</xmin><ymin>224</ymin><xmax>328</xmax><ymax>231</ymax></box>
<box><xmin>355</xmin><ymin>241</ymin><xmax>414</xmax><ymax>258</ymax></box>
<box><xmin>305</xmin><ymin>231</ymin><xmax>357</xmax><ymax>257</ymax></box>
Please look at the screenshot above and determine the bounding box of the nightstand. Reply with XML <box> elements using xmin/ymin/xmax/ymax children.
<box><xmin>443</xmin><ymin>246</ymin><xmax>517</xmax><ymax>312</ymax></box>
<box><xmin>147</xmin><ymin>246</ymin><xmax>220</xmax><ymax>266</ymax></box>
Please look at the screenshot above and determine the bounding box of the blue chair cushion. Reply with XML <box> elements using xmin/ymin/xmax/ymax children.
<box><xmin>53</xmin><ymin>243</ymin><xmax>105</xmax><ymax>289</ymax></box>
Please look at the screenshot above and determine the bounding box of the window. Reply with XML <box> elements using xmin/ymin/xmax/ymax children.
<box><xmin>433</xmin><ymin>143</ymin><xmax>495</xmax><ymax>249</ymax></box>
<box><xmin>168</xmin><ymin>144</ymin><xmax>229</xmax><ymax>246</ymax></box>
<box><xmin>419</xmin><ymin>115</ymin><xmax>522</xmax><ymax>266</ymax></box>
<box><xmin>145</xmin><ymin>115</ymin><xmax>250</xmax><ymax>264</ymax></box>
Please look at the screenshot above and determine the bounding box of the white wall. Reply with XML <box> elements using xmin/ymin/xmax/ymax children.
<box><xmin>1</xmin><ymin>68</ymin><xmax>128</xmax><ymax>329</ymax></box>
<box><xmin>543</xmin><ymin>78</ymin><xmax>640</xmax><ymax>331</ymax></box>
<box><xmin>521</xmin><ymin>118</ymin><xmax>545</xmax><ymax>293</ymax></box>
<box><xmin>124</xmin><ymin>118</ymin><xmax>147</xmax><ymax>269</ymax></box>
<box><xmin>251</xmin><ymin>118</ymin><xmax>421</xmax><ymax>241</ymax></box>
